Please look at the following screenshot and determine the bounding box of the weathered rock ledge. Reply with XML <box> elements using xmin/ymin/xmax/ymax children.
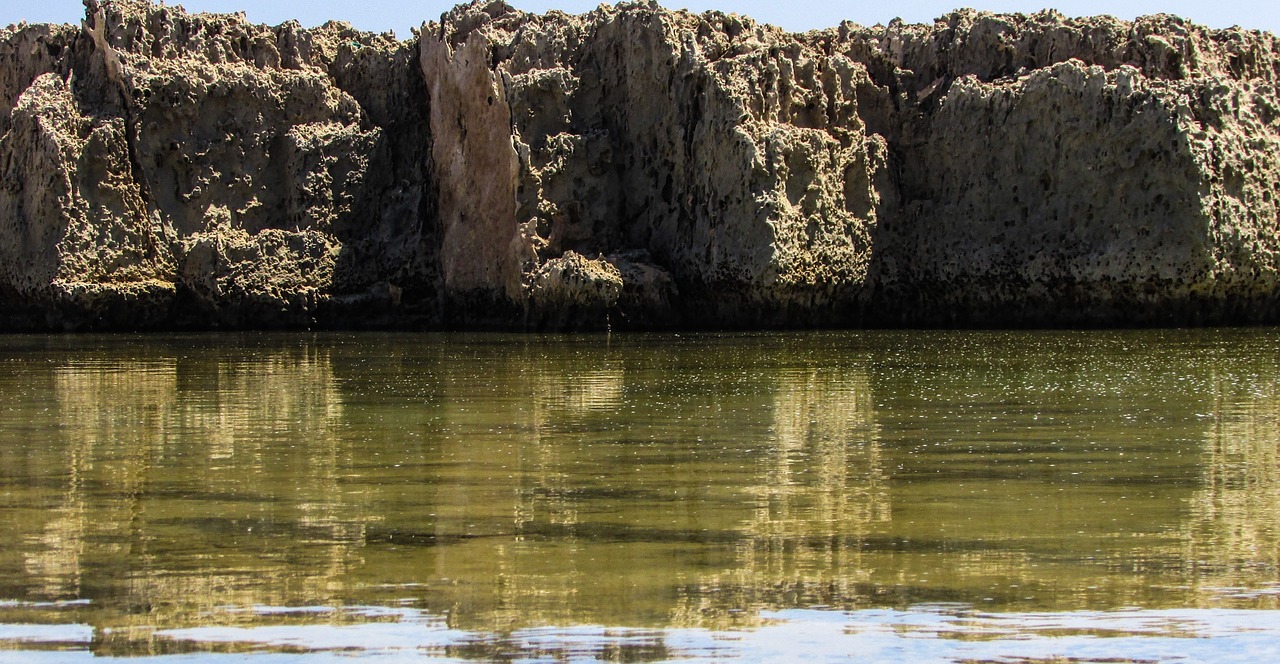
<box><xmin>3</xmin><ymin>0</ymin><xmax>1278</xmax><ymax>330</ymax></box>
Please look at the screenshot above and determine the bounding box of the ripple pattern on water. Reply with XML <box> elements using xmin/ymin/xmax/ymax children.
<box><xmin>1</xmin><ymin>330</ymin><xmax>1278</xmax><ymax>659</ymax></box>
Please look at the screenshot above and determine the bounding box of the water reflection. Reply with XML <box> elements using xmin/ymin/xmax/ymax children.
<box><xmin>0</xmin><ymin>331</ymin><xmax>1278</xmax><ymax>659</ymax></box>
<box><xmin>1185</xmin><ymin>375</ymin><xmax>1280</xmax><ymax>603</ymax></box>
<box><xmin>9</xmin><ymin>601</ymin><xmax>1280</xmax><ymax>662</ymax></box>
<box><xmin>4</xmin><ymin>339</ymin><xmax>366</xmax><ymax>650</ymax></box>
<box><xmin>25</xmin><ymin>358</ymin><xmax>179</xmax><ymax>599</ymax></box>
<box><xmin>675</xmin><ymin>365</ymin><xmax>886</xmax><ymax>627</ymax></box>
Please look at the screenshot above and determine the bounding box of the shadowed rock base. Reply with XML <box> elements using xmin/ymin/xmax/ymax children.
<box><xmin>2</xmin><ymin>0</ymin><xmax>1278</xmax><ymax>330</ymax></box>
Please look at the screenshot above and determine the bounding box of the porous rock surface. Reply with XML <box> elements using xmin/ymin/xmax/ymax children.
<box><xmin>1</xmin><ymin>0</ymin><xmax>1278</xmax><ymax>330</ymax></box>
<box><xmin>1</xmin><ymin>0</ymin><xmax>435</xmax><ymax>329</ymax></box>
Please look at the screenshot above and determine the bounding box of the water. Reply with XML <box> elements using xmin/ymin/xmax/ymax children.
<box><xmin>0</xmin><ymin>330</ymin><xmax>1276</xmax><ymax>661</ymax></box>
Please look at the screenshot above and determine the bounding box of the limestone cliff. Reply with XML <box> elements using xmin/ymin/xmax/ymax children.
<box><xmin>1</xmin><ymin>0</ymin><xmax>436</xmax><ymax>329</ymax></box>
<box><xmin>841</xmin><ymin>11</ymin><xmax>1280</xmax><ymax>324</ymax></box>
<box><xmin>1</xmin><ymin>0</ymin><xmax>1277</xmax><ymax>330</ymax></box>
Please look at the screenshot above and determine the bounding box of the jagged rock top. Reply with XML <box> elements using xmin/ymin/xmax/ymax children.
<box><xmin>421</xmin><ymin>1</ymin><xmax>1280</xmax><ymax>83</ymax></box>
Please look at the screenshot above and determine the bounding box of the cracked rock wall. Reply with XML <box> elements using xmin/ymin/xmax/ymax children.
<box><xmin>1</xmin><ymin>0</ymin><xmax>437</xmax><ymax>329</ymax></box>
<box><xmin>422</xmin><ymin>1</ymin><xmax>889</xmax><ymax>328</ymax></box>
<box><xmin>2</xmin><ymin>1</ymin><xmax>1279</xmax><ymax>330</ymax></box>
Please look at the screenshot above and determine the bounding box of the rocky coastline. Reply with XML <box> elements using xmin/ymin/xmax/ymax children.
<box><xmin>2</xmin><ymin>0</ymin><xmax>1278</xmax><ymax>330</ymax></box>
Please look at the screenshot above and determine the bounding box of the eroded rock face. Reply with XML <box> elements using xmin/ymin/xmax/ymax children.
<box><xmin>834</xmin><ymin>11</ymin><xmax>1280</xmax><ymax>324</ymax></box>
<box><xmin>1</xmin><ymin>0</ymin><xmax>1278</xmax><ymax>329</ymax></box>
<box><xmin>1</xmin><ymin>0</ymin><xmax>436</xmax><ymax>329</ymax></box>
<box><xmin>421</xmin><ymin>2</ymin><xmax>889</xmax><ymax>328</ymax></box>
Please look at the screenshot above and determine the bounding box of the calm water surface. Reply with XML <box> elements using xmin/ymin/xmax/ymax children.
<box><xmin>0</xmin><ymin>330</ymin><xmax>1277</xmax><ymax>661</ymax></box>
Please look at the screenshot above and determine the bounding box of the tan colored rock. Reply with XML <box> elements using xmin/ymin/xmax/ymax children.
<box><xmin>1</xmin><ymin>0</ymin><xmax>435</xmax><ymax>329</ymax></box>
<box><xmin>421</xmin><ymin>1</ymin><xmax>888</xmax><ymax>326</ymax></box>
<box><xmin>831</xmin><ymin>10</ymin><xmax>1280</xmax><ymax>323</ymax></box>
<box><xmin>525</xmin><ymin>250</ymin><xmax>623</xmax><ymax>329</ymax></box>
<box><xmin>180</xmin><ymin>220</ymin><xmax>339</xmax><ymax>325</ymax></box>
<box><xmin>0</xmin><ymin>72</ymin><xmax>169</xmax><ymax>314</ymax></box>
<box><xmin>420</xmin><ymin>22</ymin><xmax>524</xmax><ymax>302</ymax></box>
<box><xmin>2</xmin><ymin>1</ymin><xmax>1279</xmax><ymax>329</ymax></box>
<box><xmin>0</xmin><ymin>22</ymin><xmax>79</xmax><ymax>136</ymax></box>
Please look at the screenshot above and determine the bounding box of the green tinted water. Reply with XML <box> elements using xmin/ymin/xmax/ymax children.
<box><xmin>0</xmin><ymin>330</ymin><xmax>1277</xmax><ymax>661</ymax></box>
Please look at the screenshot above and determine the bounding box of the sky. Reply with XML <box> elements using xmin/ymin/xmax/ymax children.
<box><xmin>4</xmin><ymin>0</ymin><xmax>1278</xmax><ymax>39</ymax></box>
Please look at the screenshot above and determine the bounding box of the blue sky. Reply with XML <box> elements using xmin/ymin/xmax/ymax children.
<box><xmin>6</xmin><ymin>1</ymin><xmax>1278</xmax><ymax>38</ymax></box>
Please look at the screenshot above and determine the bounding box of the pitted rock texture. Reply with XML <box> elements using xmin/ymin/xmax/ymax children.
<box><xmin>1</xmin><ymin>0</ymin><xmax>1278</xmax><ymax>330</ymax></box>
<box><xmin>1</xmin><ymin>0</ymin><xmax>436</xmax><ymax>329</ymax></box>
<box><xmin>418</xmin><ymin>1</ymin><xmax>890</xmax><ymax>328</ymax></box>
<box><xmin>838</xmin><ymin>11</ymin><xmax>1280</xmax><ymax>324</ymax></box>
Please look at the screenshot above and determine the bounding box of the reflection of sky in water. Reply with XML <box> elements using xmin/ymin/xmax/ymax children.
<box><xmin>7</xmin><ymin>603</ymin><xmax>1280</xmax><ymax>662</ymax></box>
<box><xmin>0</xmin><ymin>622</ymin><xmax>93</xmax><ymax>644</ymax></box>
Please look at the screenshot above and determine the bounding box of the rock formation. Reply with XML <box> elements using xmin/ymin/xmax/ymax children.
<box><xmin>1</xmin><ymin>0</ymin><xmax>1277</xmax><ymax>330</ymax></box>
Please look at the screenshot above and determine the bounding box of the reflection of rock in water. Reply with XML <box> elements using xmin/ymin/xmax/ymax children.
<box><xmin>536</xmin><ymin>367</ymin><xmax>626</xmax><ymax>419</ymax></box>
<box><xmin>168</xmin><ymin>345</ymin><xmax>360</xmax><ymax>605</ymax></box>
<box><xmin>503</xmin><ymin>361</ymin><xmax>626</xmax><ymax>629</ymax></box>
<box><xmin>674</xmin><ymin>366</ymin><xmax>885</xmax><ymax>626</ymax></box>
<box><xmin>1185</xmin><ymin>380</ymin><xmax>1280</xmax><ymax>602</ymax></box>
<box><xmin>25</xmin><ymin>359</ymin><xmax>177</xmax><ymax>599</ymax></box>
<box><xmin>416</xmin><ymin>344</ymin><xmax>632</xmax><ymax>632</ymax></box>
<box><xmin>370</xmin><ymin>341</ymin><xmax>879</xmax><ymax>634</ymax></box>
<box><xmin>516</xmin><ymin>366</ymin><xmax>626</xmax><ymax>530</ymax></box>
<box><xmin>23</xmin><ymin>342</ymin><xmax>356</xmax><ymax>630</ymax></box>
<box><xmin>178</xmin><ymin>345</ymin><xmax>347</xmax><ymax>464</ymax></box>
